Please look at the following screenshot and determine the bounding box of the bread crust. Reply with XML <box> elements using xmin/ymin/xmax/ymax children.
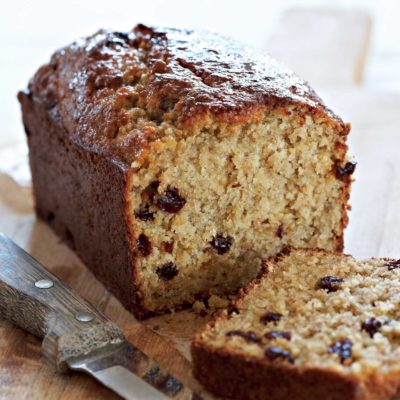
<box><xmin>191</xmin><ymin>248</ymin><xmax>400</xmax><ymax>400</ymax></box>
<box><xmin>192</xmin><ymin>339</ymin><xmax>400</xmax><ymax>400</ymax></box>
<box><xmin>19</xmin><ymin>25</ymin><xmax>352</xmax><ymax>319</ymax></box>
<box><xmin>19</xmin><ymin>91</ymin><xmax>150</xmax><ymax>318</ymax></box>
<box><xmin>23</xmin><ymin>24</ymin><xmax>349</xmax><ymax>166</ymax></box>
<box><xmin>192</xmin><ymin>340</ymin><xmax>365</xmax><ymax>400</ymax></box>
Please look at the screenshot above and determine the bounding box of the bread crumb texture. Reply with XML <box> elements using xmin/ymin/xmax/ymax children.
<box><xmin>194</xmin><ymin>249</ymin><xmax>400</xmax><ymax>398</ymax></box>
<box><xmin>129</xmin><ymin>109</ymin><xmax>349</xmax><ymax>313</ymax></box>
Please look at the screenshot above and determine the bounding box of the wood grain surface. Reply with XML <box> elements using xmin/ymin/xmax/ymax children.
<box><xmin>1</xmin><ymin>87</ymin><xmax>400</xmax><ymax>399</ymax></box>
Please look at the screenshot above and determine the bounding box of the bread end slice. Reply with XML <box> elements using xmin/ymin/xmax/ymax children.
<box><xmin>192</xmin><ymin>248</ymin><xmax>400</xmax><ymax>400</ymax></box>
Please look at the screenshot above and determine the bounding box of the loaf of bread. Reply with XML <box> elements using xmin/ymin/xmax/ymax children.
<box><xmin>192</xmin><ymin>248</ymin><xmax>400</xmax><ymax>400</ymax></box>
<box><xmin>19</xmin><ymin>24</ymin><xmax>353</xmax><ymax>319</ymax></box>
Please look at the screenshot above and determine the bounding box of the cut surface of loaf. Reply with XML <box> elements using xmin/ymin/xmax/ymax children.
<box><xmin>192</xmin><ymin>248</ymin><xmax>400</xmax><ymax>400</ymax></box>
<box><xmin>19</xmin><ymin>24</ymin><xmax>353</xmax><ymax>318</ymax></box>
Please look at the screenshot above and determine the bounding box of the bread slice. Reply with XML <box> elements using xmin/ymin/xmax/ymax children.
<box><xmin>19</xmin><ymin>24</ymin><xmax>352</xmax><ymax>319</ymax></box>
<box><xmin>192</xmin><ymin>248</ymin><xmax>400</xmax><ymax>400</ymax></box>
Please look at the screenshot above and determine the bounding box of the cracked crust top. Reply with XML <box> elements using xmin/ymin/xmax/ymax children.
<box><xmin>21</xmin><ymin>24</ymin><xmax>348</xmax><ymax>166</ymax></box>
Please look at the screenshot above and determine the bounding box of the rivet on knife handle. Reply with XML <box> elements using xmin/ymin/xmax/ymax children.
<box><xmin>0</xmin><ymin>232</ymin><xmax>109</xmax><ymax>338</ymax></box>
<box><xmin>0</xmin><ymin>233</ymin><xmax>206</xmax><ymax>399</ymax></box>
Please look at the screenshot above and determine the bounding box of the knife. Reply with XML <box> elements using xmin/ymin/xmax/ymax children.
<box><xmin>0</xmin><ymin>233</ymin><xmax>204</xmax><ymax>400</ymax></box>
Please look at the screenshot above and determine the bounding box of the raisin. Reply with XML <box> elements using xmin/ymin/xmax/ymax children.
<box><xmin>265</xmin><ymin>331</ymin><xmax>292</xmax><ymax>341</ymax></box>
<box><xmin>135</xmin><ymin>204</ymin><xmax>155</xmax><ymax>221</ymax></box>
<box><xmin>361</xmin><ymin>318</ymin><xmax>382</xmax><ymax>338</ymax></box>
<box><xmin>317</xmin><ymin>276</ymin><xmax>344</xmax><ymax>293</ymax></box>
<box><xmin>265</xmin><ymin>346</ymin><xmax>294</xmax><ymax>364</ymax></box>
<box><xmin>154</xmin><ymin>187</ymin><xmax>186</xmax><ymax>213</ymax></box>
<box><xmin>210</xmin><ymin>234</ymin><xmax>233</xmax><ymax>254</ymax></box>
<box><xmin>226</xmin><ymin>330</ymin><xmax>261</xmax><ymax>343</ymax></box>
<box><xmin>260</xmin><ymin>312</ymin><xmax>282</xmax><ymax>325</ymax></box>
<box><xmin>136</xmin><ymin>234</ymin><xmax>152</xmax><ymax>257</ymax></box>
<box><xmin>276</xmin><ymin>224</ymin><xmax>284</xmax><ymax>239</ymax></box>
<box><xmin>384</xmin><ymin>260</ymin><xmax>400</xmax><ymax>271</ymax></box>
<box><xmin>164</xmin><ymin>240</ymin><xmax>174</xmax><ymax>254</ymax></box>
<box><xmin>156</xmin><ymin>262</ymin><xmax>178</xmax><ymax>281</ymax></box>
<box><xmin>336</xmin><ymin>161</ymin><xmax>357</xmax><ymax>178</ymax></box>
<box><xmin>329</xmin><ymin>338</ymin><xmax>353</xmax><ymax>364</ymax></box>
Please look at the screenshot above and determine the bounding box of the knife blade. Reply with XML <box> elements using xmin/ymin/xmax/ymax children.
<box><xmin>67</xmin><ymin>340</ymin><xmax>196</xmax><ymax>399</ymax></box>
<box><xmin>0</xmin><ymin>233</ymin><xmax>204</xmax><ymax>399</ymax></box>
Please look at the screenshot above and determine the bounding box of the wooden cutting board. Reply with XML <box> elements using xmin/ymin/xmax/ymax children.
<box><xmin>1</xmin><ymin>87</ymin><xmax>400</xmax><ymax>399</ymax></box>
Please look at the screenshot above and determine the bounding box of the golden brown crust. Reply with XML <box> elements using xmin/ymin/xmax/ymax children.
<box><xmin>25</xmin><ymin>24</ymin><xmax>349</xmax><ymax>166</ymax></box>
<box><xmin>191</xmin><ymin>248</ymin><xmax>399</xmax><ymax>400</ymax></box>
<box><xmin>192</xmin><ymin>340</ymin><xmax>367</xmax><ymax>400</ymax></box>
<box><xmin>192</xmin><ymin>339</ymin><xmax>400</xmax><ymax>400</ymax></box>
<box><xmin>192</xmin><ymin>332</ymin><xmax>399</xmax><ymax>400</ymax></box>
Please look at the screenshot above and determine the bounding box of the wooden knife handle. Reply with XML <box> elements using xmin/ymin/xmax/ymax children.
<box><xmin>0</xmin><ymin>233</ymin><xmax>124</xmax><ymax>370</ymax></box>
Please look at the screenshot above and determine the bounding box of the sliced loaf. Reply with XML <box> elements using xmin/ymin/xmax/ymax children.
<box><xmin>192</xmin><ymin>248</ymin><xmax>400</xmax><ymax>400</ymax></box>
